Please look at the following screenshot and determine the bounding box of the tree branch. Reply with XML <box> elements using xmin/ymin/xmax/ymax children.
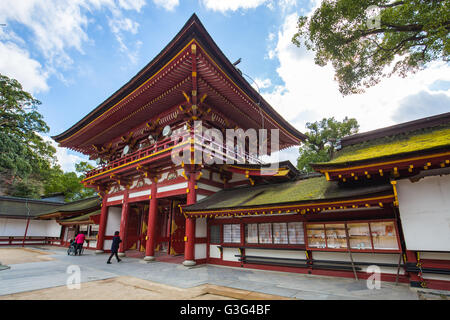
<box><xmin>378</xmin><ymin>1</ymin><xmax>404</xmax><ymax>8</ymax></box>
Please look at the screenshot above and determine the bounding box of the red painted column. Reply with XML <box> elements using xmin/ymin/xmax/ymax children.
<box><xmin>144</xmin><ymin>180</ymin><xmax>158</xmax><ymax>261</ymax></box>
<box><xmin>183</xmin><ymin>169</ymin><xmax>197</xmax><ymax>266</ymax></box>
<box><xmin>118</xmin><ymin>191</ymin><xmax>129</xmax><ymax>256</ymax></box>
<box><xmin>95</xmin><ymin>195</ymin><xmax>109</xmax><ymax>253</ymax></box>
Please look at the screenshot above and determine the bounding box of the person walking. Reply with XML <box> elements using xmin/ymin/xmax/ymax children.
<box><xmin>74</xmin><ymin>232</ymin><xmax>85</xmax><ymax>255</ymax></box>
<box><xmin>107</xmin><ymin>231</ymin><xmax>122</xmax><ymax>264</ymax></box>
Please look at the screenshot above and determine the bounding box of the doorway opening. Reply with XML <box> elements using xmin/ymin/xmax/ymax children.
<box><xmin>124</xmin><ymin>196</ymin><xmax>186</xmax><ymax>262</ymax></box>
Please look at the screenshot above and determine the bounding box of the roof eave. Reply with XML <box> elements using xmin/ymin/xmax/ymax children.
<box><xmin>53</xmin><ymin>14</ymin><xmax>305</xmax><ymax>146</ymax></box>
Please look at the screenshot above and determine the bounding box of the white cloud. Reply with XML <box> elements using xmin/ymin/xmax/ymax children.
<box><xmin>109</xmin><ymin>16</ymin><xmax>140</xmax><ymax>35</ymax></box>
<box><xmin>108</xmin><ymin>9</ymin><xmax>142</xmax><ymax>64</ymax></box>
<box><xmin>260</xmin><ymin>11</ymin><xmax>450</xmax><ymax>164</ymax></box>
<box><xmin>0</xmin><ymin>1</ymin><xmax>93</xmax><ymax>69</ymax></box>
<box><xmin>201</xmin><ymin>0</ymin><xmax>300</xmax><ymax>13</ymax></box>
<box><xmin>41</xmin><ymin>135</ymin><xmax>93</xmax><ymax>172</ymax></box>
<box><xmin>201</xmin><ymin>0</ymin><xmax>269</xmax><ymax>12</ymax></box>
<box><xmin>392</xmin><ymin>91</ymin><xmax>450</xmax><ymax>123</ymax></box>
<box><xmin>263</xmin><ymin>13</ymin><xmax>450</xmax><ymax>134</ymax></box>
<box><xmin>0</xmin><ymin>0</ymin><xmax>146</xmax><ymax>93</ymax></box>
<box><xmin>253</xmin><ymin>77</ymin><xmax>272</xmax><ymax>90</ymax></box>
<box><xmin>152</xmin><ymin>0</ymin><xmax>179</xmax><ymax>11</ymax></box>
<box><xmin>118</xmin><ymin>0</ymin><xmax>146</xmax><ymax>11</ymax></box>
<box><xmin>0</xmin><ymin>40</ymin><xmax>49</xmax><ymax>93</ymax></box>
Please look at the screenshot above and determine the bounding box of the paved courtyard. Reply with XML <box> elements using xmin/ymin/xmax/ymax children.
<box><xmin>0</xmin><ymin>246</ymin><xmax>424</xmax><ymax>300</ymax></box>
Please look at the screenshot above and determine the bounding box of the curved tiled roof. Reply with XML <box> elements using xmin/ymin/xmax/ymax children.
<box><xmin>183</xmin><ymin>175</ymin><xmax>392</xmax><ymax>212</ymax></box>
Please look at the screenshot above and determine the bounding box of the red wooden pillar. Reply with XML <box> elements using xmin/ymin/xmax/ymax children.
<box><xmin>95</xmin><ymin>195</ymin><xmax>109</xmax><ymax>253</ymax></box>
<box><xmin>183</xmin><ymin>169</ymin><xmax>197</xmax><ymax>266</ymax></box>
<box><xmin>118</xmin><ymin>191</ymin><xmax>129</xmax><ymax>256</ymax></box>
<box><xmin>144</xmin><ymin>180</ymin><xmax>158</xmax><ymax>261</ymax></box>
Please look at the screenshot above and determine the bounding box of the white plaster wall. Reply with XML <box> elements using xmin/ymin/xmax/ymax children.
<box><xmin>419</xmin><ymin>252</ymin><xmax>450</xmax><ymax>260</ymax></box>
<box><xmin>107</xmin><ymin>195</ymin><xmax>124</xmax><ymax>203</ymax></box>
<box><xmin>245</xmin><ymin>249</ymin><xmax>306</xmax><ymax>260</ymax></box>
<box><xmin>32</xmin><ymin>220</ymin><xmax>61</xmax><ymax>237</ymax></box>
<box><xmin>88</xmin><ymin>240</ymin><xmax>97</xmax><ymax>248</ymax></box>
<box><xmin>312</xmin><ymin>251</ymin><xmax>405</xmax><ymax>275</ymax></box>
<box><xmin>197</xmin><ymin>194</ymin><xmax>207</xmax><ymax>201</ymax></box>
<box><xmin>195</xmin><ymin>218</ymin><xmax>207</xmax><ymax>238</ymax></box>
<box><xmin>0</xmin><ymin>218</ymin><xmax>61</xmax><ymax>237</ymax></box>
<box><xmin>397</xmin><ymin>175</ymin><xmax>450</xmax><ymax>251</ymax></box>
<box><xmin>0</xmin><ymin>218</ymin><xmax>26</xmax><ymax>236</ymax></box>
<box><xmin>104</xmin><ymin>240</ymin><xmax>112</xmax><ymax>250</ymax></box>
<box><xmin>195</xmin><ymin>243</ymin><xmax>207</xmax><ymax>260</ymax></box>
<box><xmin>105</xmin><ymin>207</ymin><xmax>122</xmax><ymax>236</ymax></box>
<box><xmin>209</xmin><ymin>244</ymin><xmax>221</xmax><ymax>259</ymax></box>
<box><xmin>422</xmin><ymin>273</ymin><xmax>450</xmax><ymax>281</ymax></box>
<box><xmin>129</xmin><ymin>189</ymin><xmax>151</xmax><ymax>199</ymax></box>
<box><xmin>62</xmin><ymin>226</ymin><xmax>68</xmax><ymax>242</ymax></box>
<box><xmin>222</xmin><ymin>247</ymin><xmax>240</xmax><ymax>262</ymax></box>
<box><xmin>157</xmin><ymin>182</ymin><xmax>188</xmax><ymax>193</ymax></box>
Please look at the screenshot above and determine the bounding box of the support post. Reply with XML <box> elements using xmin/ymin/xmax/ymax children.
<box><xmin>144</xmin><ymin>179</ymin><xmax>158</xmax><ymax>261</ymax></box>
<box><xmin>183</xmin><ymin>168</ymin><xmax>197</xmax><ymax>266</ymax></box>
<box><xmin>405</xmin><ymin>250</ymin><xmax>425</xmax><ymax>288</ymax></box>
<box><xmin>22</xmin><ymin>218</ymin><xmax>30</xmax><ymax>247</ymax></box>
<box><xmin>95</xmin><ymin>195</ymin><xmax>109</xmax><ymax>253</ymax></box>
<box><xmin>118</xmin><ymin>191</ymin><xmax>129</xmax><ymax>257</ymax></box>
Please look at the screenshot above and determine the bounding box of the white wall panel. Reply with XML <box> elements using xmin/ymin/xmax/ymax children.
<box><xmin>195</xmin><ymin>218</ymin><xmax>207</xmax><ymax>238</ymax></box>
<box><xmin>105</xmin><ymin>207</ymin><xmax>122</xmax><ymax>236</ymax></box>
<box><xmin>222</xmin><ymin>247</ymin><xmax>240</xmax><ymax>262</ymax></box>
<box><xmin>0</xmin><ymin>218</ymin><xmax>61</xmax><ymax>237</ymax></box>
<box><xmin>209</xmin><ymin>245</ymin><xmax>221</xmax><ymax>259</ymax></box>
<box><xmin>397</xmin><ymin>175</ymin><xmax>450</xmax><ymax>251</ymax></box>
<box><xmin>195</xmin><ymin>243</ymin><xmax>207</xmax><ymax>260</ymax></box>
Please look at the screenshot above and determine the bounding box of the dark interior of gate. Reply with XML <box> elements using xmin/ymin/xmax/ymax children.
<box><xmin>125</xmin><ymin>196</ymin><xmax>186</xmax><ymax>259</ymax></box>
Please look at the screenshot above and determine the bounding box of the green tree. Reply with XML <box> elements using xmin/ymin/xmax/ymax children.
<box><xmin>297</xmin><ymin>117</ymin><xmax>359</xmax><ymax>173</ymax></box>
<box><xmin>0</xmin><ymin>74</ymin><xmax>96</xmax><ymax>201</ymax></box>
<box><xmin>292</xmin><ymin>0</ymin><xmax>450</xmax><ymax>95</ymax></box>
<box><xmin>0</xmin><ymin>73</ymin><xmax>57</xmax><ymax>196</ymax></box>
<box><xmin>43</xmin><ymin>161</ymin><xmax>96</xmax><ymax>202</ymax></box>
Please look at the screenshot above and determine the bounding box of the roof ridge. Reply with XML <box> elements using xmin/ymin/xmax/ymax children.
<box><xmin>341</xmin><ymin>112</ymin><xmax>450</xmax><ymax>147</ymax></box>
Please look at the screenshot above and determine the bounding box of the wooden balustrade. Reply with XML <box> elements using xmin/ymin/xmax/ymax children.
<box><xmin>85</xmin><ymin>131</ymin><xmax>264</xmax><ymax>179</ymax></box>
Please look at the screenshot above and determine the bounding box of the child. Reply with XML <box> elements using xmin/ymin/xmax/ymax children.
<box><xmin>107</xmin><ymin>231</ymin><xmax>122</xmax><ymax>264</ymax></box>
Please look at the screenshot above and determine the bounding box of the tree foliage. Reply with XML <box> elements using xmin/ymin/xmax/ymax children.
<box><xmin>0</xmin><ymin>73</ymin><xmax>57</xmax><ymax>196</ymax></box>
<box><xmin>43</xmin><ymin>162</ymin><xmax>96</xmax><ymax>201</ymax></box>
<box><xmin>292</xmin><ymin>0</ymin><xmax>450</xmax><ymax>95</ymax></box>
<box><xmin>0</xmin><ymin>73</ymin><xmax>95</xmax><ymax>201</ymax></box>
<box><xmin>297</xmin><ymin>117</ymin><xmax>359</xmax><ymax>173</ymax></box>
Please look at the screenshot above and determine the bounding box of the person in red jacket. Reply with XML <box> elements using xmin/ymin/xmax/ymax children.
<box><xmin>74</xmin><ymin>232</ymin><xmax>85</xmax><ymax>255</ymax></box>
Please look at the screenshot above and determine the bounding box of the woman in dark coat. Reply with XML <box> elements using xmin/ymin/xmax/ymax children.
<box><xmin>107</xmin><ymin>231</ymin><xmax>122</xmax><ymax>264</ymax></box>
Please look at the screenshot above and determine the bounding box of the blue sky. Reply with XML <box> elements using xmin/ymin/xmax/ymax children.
<box><xmin>1</xmin><ymin>0</ymin><xmax>449</xmax><ymax>171</ymax></box>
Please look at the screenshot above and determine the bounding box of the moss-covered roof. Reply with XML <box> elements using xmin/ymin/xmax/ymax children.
<box><xmin>314</xmin><ymin>124</ymin><xmax>450</xmax><ymax>167</ymax></box>
<box><xmin>184</xmin><ymin>176</ymin><xmax>391</xmax><ymax>212</ymax></box>
<box><xmin>0</xmin><ymin>196</ymin><xmax>64</xmax><ymax>218</ymax></box>
<box><xmin>36</xmin><ymin>196</ymin><xmax>101</xmax><ymax>217</ymax></box>
<box><xmin>59</xmin><ymin>210</ymin><xmax>101</xmax><ymax>223</ymax></box>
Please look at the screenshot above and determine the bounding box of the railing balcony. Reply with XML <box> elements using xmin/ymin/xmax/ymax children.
<box><xmin>84</xmin><ymin>131</ymin><xmax>265</xmax><ymax>180</ymax></box>
<box><xmin>84</xmin><ymin>134</ymin><xmax>188</xmax><ymax>179</ymax></box>
<box><xmin>193</xmin><ymin>132</ymin><xmax>264</xmax><ymax>165</ymax></box>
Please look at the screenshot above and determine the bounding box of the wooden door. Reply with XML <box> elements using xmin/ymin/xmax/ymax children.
<box><xmin>139</xmin><ymin>204</ymin><xmax>149</xmax><ymax>252</ymax></box>
<box><xmin>169</xmin><ymin>201</ymin><xmax>186</xmax><ymax>255</ymax></box>
<box><xmin>125</xmin><ymin>207</ymin><xmax>141</xmax><ymax>251</ymax></box>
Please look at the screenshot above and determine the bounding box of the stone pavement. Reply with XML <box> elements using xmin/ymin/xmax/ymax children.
<box><xmin>0</xmin><ymin>246</ymin><xmax>420</xmax><ymax>300</ymax></box>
